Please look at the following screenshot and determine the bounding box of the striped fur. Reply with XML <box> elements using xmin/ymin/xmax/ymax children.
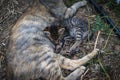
<box><xmin>62</xmin><ymin>17</ymin><xmax>89</xmax><ymax>53</ymax></box>
<box><xmin>39</xmin><ymin>0</ymin><xmax>87</xmax><ymax>19</ymax></box>
<box><xmin>5</xmin><ymin>0</ymin><xmax>99</xmax><ymax>80</ymax></box>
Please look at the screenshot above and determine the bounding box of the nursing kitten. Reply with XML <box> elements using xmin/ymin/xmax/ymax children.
<box><xmin>61</xmin><ymin>17</ymin><xmax>90</xmax><ymax>54</ymax></box>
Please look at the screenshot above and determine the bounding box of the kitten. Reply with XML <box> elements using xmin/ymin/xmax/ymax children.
<box><xmin>61</xmin><ymin>17</ymin><xmax>90</xmax><ymax>54</ymax></box>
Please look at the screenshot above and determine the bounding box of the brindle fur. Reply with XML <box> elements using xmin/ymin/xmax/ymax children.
<box><xmin>39</xmin><ymin>0</ymin><xmax>87</xmax><ymax>19</ymax></box>
<box><xmin>6</xmin><ymin>0</ymin><xmax>98</xmax><ymax>80</ymax></box>
<box><xmin>61</xmin><ymin>17</ymin><xmax>89</xmax><ymax>54</ymax></box>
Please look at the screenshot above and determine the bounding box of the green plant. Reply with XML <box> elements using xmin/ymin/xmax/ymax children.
<box><xmin>92</xmin><ymin>15</ymin><xmax>111</xmax><ymax>35</ymax></box>
<box><xmin>92</xmin><ymin>15</ymin><xmax>112</xmax><ymax>80</ymax></box>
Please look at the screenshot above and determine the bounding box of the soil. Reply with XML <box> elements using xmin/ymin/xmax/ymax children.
<box><xmin>0</xmin><ymin>0</ymin><xmax>120</xmax><ymax>80</ymax></box>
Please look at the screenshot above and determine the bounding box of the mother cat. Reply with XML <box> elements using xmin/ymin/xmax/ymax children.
<box><xmin>6</xmin><ymin>0</ymin><xmax>98</xmax><ymax>80</ymax></box>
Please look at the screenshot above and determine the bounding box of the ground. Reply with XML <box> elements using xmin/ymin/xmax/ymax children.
<box><xmin>0</xmin><ymin>0</ymin><xmax>120</xmax><ymax>80</ymax></box>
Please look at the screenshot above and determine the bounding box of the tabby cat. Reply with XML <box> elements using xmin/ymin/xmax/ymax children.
<box><xmin>5</xmin><ymin>0</ymin><xmax>98</xmax><ymax>80</ymax></box>
<box><xmin>61</xmin><ymin>17</ymin><xmax>90</xmax><ymax>54</ymax></box>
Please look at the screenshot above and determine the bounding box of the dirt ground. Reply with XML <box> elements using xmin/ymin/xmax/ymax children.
<box><xmin>0</xmin><ymin>0</ymin><xmax>120</xmax><ymax>80</ymax></box>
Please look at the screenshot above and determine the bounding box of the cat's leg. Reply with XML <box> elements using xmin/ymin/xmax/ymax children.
<box><xmin>68</xmin><ymin>41</ymin><xmax>82</xmax><ymax>54</ymax></box>
<box><xmin>69</xmin><ymin>31</ymin><xmax>89</xmax><ymax>54</ymax></box>
<box><xmin>57</xmin><ymin>48</ymin><xmax>99</xmax><ymax>70</ymax></box>
<box><xmin>65</xmin><ymin>66</ymin><xmax>86</xmax><ymax>80</ymax></box>
<box><xmin>64</xmin><ymin>0</ymin><xmax>87</xmax><ymax>18</ymax></box>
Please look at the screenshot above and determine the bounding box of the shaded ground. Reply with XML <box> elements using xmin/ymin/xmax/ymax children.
<box><xmin>0</xmin><ymin>0</ymin><xmax>120</xmax><ymax>80</ymax></box>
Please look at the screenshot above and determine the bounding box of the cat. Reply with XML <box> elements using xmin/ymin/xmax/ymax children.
<box><xmin>5</xmin><ymin>0</ymin><xmax>98</xmax><ymax>80</ymax></box>
<box><xmin>39</xmin><ymin>0</ymin><xmax>87</xmax><ymax>19</ymax></box>
<box><xmin>61</xmin><ymin>17</ymin><xmax>90</xmax><ymax>54</ymax></box>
